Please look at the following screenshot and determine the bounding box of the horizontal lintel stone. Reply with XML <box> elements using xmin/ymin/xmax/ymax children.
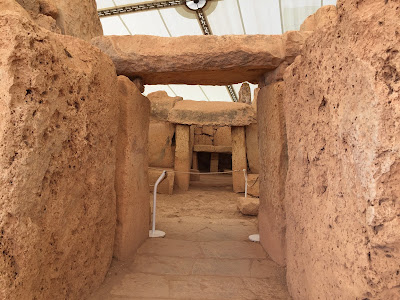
<box><xmin>168</xmin><ymin>100</ymin><xmax>256</xmax><ymax>126</ymax></box>
<box><xmin>91</xmin><ymin>33</ymin><xmax>311</xmax><ymax>85</ymax></box>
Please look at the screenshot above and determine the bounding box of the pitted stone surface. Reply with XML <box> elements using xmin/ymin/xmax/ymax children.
<box><xmin>284</xmin><ymin>1</ymin><xmax>400</xmax><ymax>299</ymax></box>
<box><xmin>168</xmin><ymin>101</ymin><xmax>256</xmax><ymax>126</ymax></box>
<box><xmin>0</xmin><ymin>12</ymin><xmax>117</xmax><ymax>300</ymax></box>
<box><xmin>91</xmin><ymin>33</ymin><xmax>310</xmax><ymax>85</ymax></box>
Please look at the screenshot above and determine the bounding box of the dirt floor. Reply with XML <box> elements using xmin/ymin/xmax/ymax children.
<box><xmin>89</xmin><ymin>174</ymin><xmax>290</xmax><ymax>300</ymax></box>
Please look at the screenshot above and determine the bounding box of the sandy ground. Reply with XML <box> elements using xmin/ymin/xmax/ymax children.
<box><xmin>89</xmin><ymin>175</ymin><xmax>290</xmax><ymax>300</ymax></box>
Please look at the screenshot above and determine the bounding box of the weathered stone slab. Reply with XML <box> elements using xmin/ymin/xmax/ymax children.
<box><xmin>214</xmin><ymin>126</ymin><xmax>231</xmax><ymax>147</ymax></box>
<box><xmin>174</xmin><ymin>125</ymin><xmax>190</xmax><ymax>191</ymax></box>
<box><xmin>237</xmin><ymin>197</ymin><xmax>259</xmax><ymax>216</ymax></box>
<box><xmin>246</xmin><ymin>123</ymin><xmax>260</xmax><ymax>174</ymax></box>
<box><xmin>257</xmin><ymin>83</ymin><xmax>287</xmax><ymax>267</ymax></box>
<box><xmin>168</xmin><ymin>101</ymin><xmax>256</xmax><ymax>126</ymax></box>
<box><xmin>300</xmin><ymin>5</ymin><xmax>337</xmax><ymax>32</ymax></box>
<box><xmin>147</xmin><ymin>91</ymin><xmax>182</xmax><ymax>121</ymax></box>
<box><xmin>232</xmin><ymin>127</ymin><xmax>247</xmax><ymax>193</ymax></box>
<box><xmin>91</xmin><ymin>33</ymin><xmax>307</xmax><ymax>85</ymax></box>
<box><xmin>114</xmin><ymin>76</ymin><xmax>150</xmax><ymax>261</ymax></box>
<box><xmin>13</xmin><ymin>0</ymin><xmax>103</xmax><ymax>40</ymax></box>
<box><xmin>0</xmin><ymin>12</ymin><xmax>117</xmax><ymax>299</ymax></box>
<box><xmin>284</xmin><ymin>1</ymin><xmax>400</xmax><ymax>299</ymax></box>
<box><xmin>193</xmin><ymin>145</ymin><xmax>232</xmax><ymax>153</ymax></box>
<box><xmin>148</xmin><ymin>120</ymin><xmax>176</xmax><ymax>168</ymax></box>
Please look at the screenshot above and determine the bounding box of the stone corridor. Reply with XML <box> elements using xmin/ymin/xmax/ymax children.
<box><xmin>90</xmin><ymin>175</ymin><xmax>290</xmax><ymax>300</ymax></box>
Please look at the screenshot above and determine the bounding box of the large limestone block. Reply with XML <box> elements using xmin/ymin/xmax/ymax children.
<box><xmin>300</xmin><ymin>5</ymin><xmax>337</xmax><ymax>31</ymax></box>
<box><xmin>214</xmin><ymin>126</ymin><xmax>231</xmax><ymax>147</ymax></box>
<box><xmin>168</xmin><ymin>100</ymin><xmax>256</xmax><ymax>126</ymax></box>
<box><xmin>114</xmin><ymin>76</ymin><xmax>150</xmax><ymax>261</ymax></box>
<box><xmin>237</xmin><ymin>197</ymin><xmax>259</xmax><ymax>216</ymax></box>
<box><xmin>0</xmin><ymin>13</ymin><xmax>118</xmax><ymax>299</ymax></box>
<box><xmin>232</xmin><ymin>127</ymin><xmax>247</xmax><ymax>193</ymax></box>
<box><xmin>13</xmin><ymin>0</ymin><xmax>103</xmax><ymax>40</ymax></box>
<box><xmin>174</xmin><ymin>125</ymin><xmax>191</xmax><ymax>191</ymax></box>
<box><xmin>282</xmin><ymin>31</ymin><xmax>313</xmax><ymax>64</ymax></box>
<box><xmin>245</xmin><ymin>123</ymin><xmax>260</xmax><ymax>174</ymax></box>
<box><xmin>147</xmin><ymin>91</ymin><xmax>182</xmax><ymax>121</ymax></box>
<box><xmin>148</xmin><ymin>120</ymin><xmax>175</xmax><ymax>168</ymax></box>
<box><xmin>257</xmin><ymin>83</ymin><xmax>287</xmax><ymax>267</ymax></box>
<box><xmin>91</xmin><ymin>34</ymin><xmax>286</xmax><ymax>85</ymax></box>
<box><xmin>195</xmin><ymin>134</ymin><xmax>213</xmax><ymax>145</ymax></box>
<box><xmin>284</xmin><ymin>1</ymin><xmax>400</xmax><ymax>299</ymax></box>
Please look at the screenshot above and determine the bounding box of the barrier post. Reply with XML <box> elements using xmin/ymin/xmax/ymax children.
<box><xmin>243</xmin><ymin>169</ymin><xmax>248</xmax><ymax>198</ymax></box>
<box><xmin>149</xmin><ymin>170</ymin><xmax>167</xmax><ymax>238</ymax></box>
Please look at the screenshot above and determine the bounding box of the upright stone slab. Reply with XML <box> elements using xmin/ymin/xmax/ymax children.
<box><xmin>210</xmin><ymin>153</ymin><xmax>219</xmax><ymax>172</ymax></box>
<box><xmin>114</xmin><ymin>76</ymin><xmax>150</xmax><ymax>261</ymax></box>
<box><xmin>284</xmin><ymin>1</ymin><xmax>400</xmax><ymax>299</ymax></box>
<box><xmin>257</xmin><ymin>83</ymin><xmax>287</xmax><ymax>266</ymax></box>
<box><xmin>246</xmin><ymin>123</ymin><xmax>260</xmax><ymax>174</ymax></box>
<box><xmin>232</xmin><ymin>127</ymin><xmax>247</xmax><ymax>193</ymax></box>
<box><xmin>174</xmin><ymin>125</ymin><xmax>190</xmax><ymax>191</ymax></box>
<box><xmin>0</xmin><ymin>12</ymin><xmax>118</xmax><ymax>299</ymax></box>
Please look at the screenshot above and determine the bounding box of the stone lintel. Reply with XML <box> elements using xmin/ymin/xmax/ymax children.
<box><xmin>91</xmin><ymin>33</ymin><xmax>311</xmax><ymax>85</ymax></box>
<box><xmin>168</xmin><ymin>100</ymin><xmax>256</xmax><ymax>127</ymax></box>
<box><xmin>193</xmin><ymin>145</ymin><xmax>232</xmax><ymax>153</ymax></box>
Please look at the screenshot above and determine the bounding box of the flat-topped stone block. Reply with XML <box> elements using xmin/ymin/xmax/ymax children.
<box><xmin>91</xmin><ymin>33</ymin><xmax>310</xmax><ymax>85</ymax></box>
<box><xmin>168</xmin><ymin>100</ymin><xmax>256</xmax><ymax>126</ymax></box>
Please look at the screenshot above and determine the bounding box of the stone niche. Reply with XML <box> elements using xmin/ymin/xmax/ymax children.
<box><xmin>0</xmin><ymin>11</ymin><xmax>117</xmax><ymax>300</ymax></box>
<box><xmin>283</xmin><ymin>1</ymin><xmax>400</xmax><ymax>299</ymax></box>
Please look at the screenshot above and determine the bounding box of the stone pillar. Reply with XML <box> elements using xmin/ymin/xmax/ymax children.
<box><xmin>210</xmin><ymin>153</ymin><xmax>219</xmax><ymax>172</ymax></box>
<box><xmin>257</xmin><ymin>82</ymin><xmax>287</xmax><ymax>266</ymax></box>
<box><xmin>231</xmin><ymin>126</ymin><xmax>247</xmax><ymax>193</ymax></box>
<box><xmin>175</xmin><ymin>124</ymin><xmax>191</xmax><ymax>191</ymax></box>
<box><xmin>192</xmin><ymin>151</ymin><xmax>199</xmax><ymax>171</ymax></box>
<box><xmin>114</xmin><ymin>76</ymin><xmax>150</xmax><ymax>261</ymax></box>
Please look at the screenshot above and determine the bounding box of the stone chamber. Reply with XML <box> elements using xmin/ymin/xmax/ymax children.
<box><xmin>0</xmin><ymin>0</ymin><xmax>399</xmax><ymax>299</ymax></box>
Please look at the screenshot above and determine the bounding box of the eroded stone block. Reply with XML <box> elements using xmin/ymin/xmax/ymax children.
<box><xmin>257</xmin><ymin>83</ymin><xmax>287</xmax><ymax>267</ymax></box>
<box><xmin>114</xmin><ymin>76</ymin><xmax>150</xmax><ymax>261</ymax></box>
<box><xmin>168</xmin><ymin>101</ymin><xmax>256</xmax><ymax>127</ymax></box>
<box><xmin>0</xmin><ymin>12</ymin><xmax>117</xmax><ymax>299</ymax></box>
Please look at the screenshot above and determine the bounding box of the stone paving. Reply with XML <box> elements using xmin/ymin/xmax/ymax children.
<box><xmin>89</xmin><ymin>175</ymin><xmax>290</xmax><ymax>300</ymax></box>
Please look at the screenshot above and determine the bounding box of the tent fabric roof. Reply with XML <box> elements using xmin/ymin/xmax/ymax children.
<box><xmin>95</xmin><ymin>0</ymin><xmax>337</xmax><ymax>102</ymax></box>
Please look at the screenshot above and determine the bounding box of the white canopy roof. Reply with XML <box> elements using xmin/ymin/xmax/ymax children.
<box><xmin>95</xmin><ymin>0</ymin><xmax>337</xmax><ymax>102</ymax></box>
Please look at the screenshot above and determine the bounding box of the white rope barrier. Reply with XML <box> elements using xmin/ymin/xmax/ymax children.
<box><xmin>148</xmin><ymin>167</ymin><xmax>242</xmax><ymax>175</ymax></box>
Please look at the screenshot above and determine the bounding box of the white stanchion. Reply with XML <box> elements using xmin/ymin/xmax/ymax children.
<box><xmin>243</xmin><ymin>169</ymin><xmax>248</xmax><ymax>198</ymax></box>
<box><xmin>149</xmin><ymin>170</ymin><xmax>167</xmax><ymax>238</ymax></box>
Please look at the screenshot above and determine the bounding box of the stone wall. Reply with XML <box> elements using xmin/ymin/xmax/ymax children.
<box><xmin>257</xmin><ymin>83</ymin><xmax>287</xmax><ymax>266</ymax></box>
<box><xmin>283</xmin><ymin>1</ymin><xmax>400</xmax><ymax>299</ymax></box>
<box><xmin>0</xmin><ymin>12</ymin><xmax>118</xmax><ymax>299</ymax></box>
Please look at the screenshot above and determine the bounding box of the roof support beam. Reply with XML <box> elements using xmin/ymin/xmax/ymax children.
<box><xmin>98</xmin><ymin>0</ymin><xmax>185</xmax><ymax>17</ymax></box>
